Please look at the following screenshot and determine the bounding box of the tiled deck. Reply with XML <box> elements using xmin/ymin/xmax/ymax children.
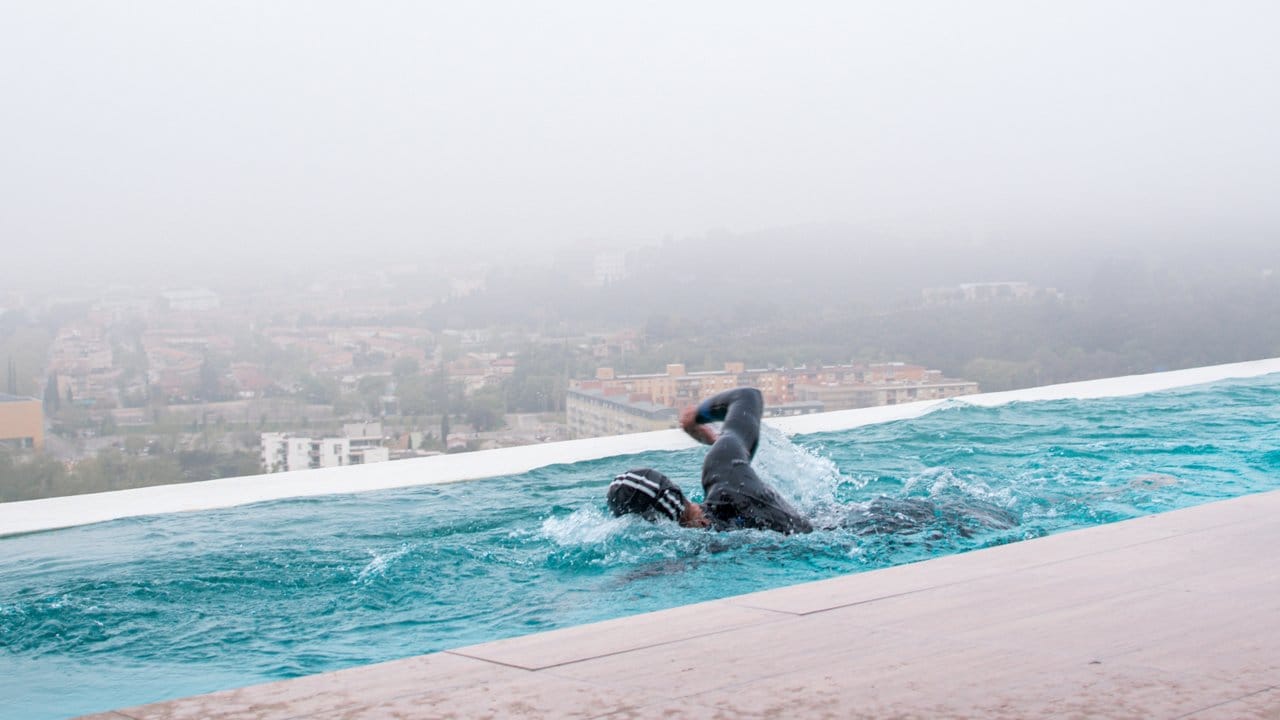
<box><xmin>84</xmin><ymin>489</ymin><xmax>1280</xmax><ymax>719</ymax></box>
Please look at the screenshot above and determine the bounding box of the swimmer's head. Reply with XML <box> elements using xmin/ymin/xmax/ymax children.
<box><xmin>607</xmin><ymin>468</ymin><xmax>688</xmax><ymax>523</ymax></box>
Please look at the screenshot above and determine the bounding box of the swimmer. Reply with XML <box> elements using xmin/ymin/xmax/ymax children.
<box><xmin>606</xmin><ymin>386</ymin><xmax>1020</xmax><ymax>538</ymax></box>
<box><xmin>607</xmin><ymin>387</ymin><xmax>812</xmax><ymax>534</ymax></box>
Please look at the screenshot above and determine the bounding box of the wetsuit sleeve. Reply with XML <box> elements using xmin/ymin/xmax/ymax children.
<box><xmin>697</xmin><ymin>387</ymin><xmax>811</xmax><ymax>534</ymax></box>
<box><xmin>693</xmin><ymin>387</ymin><xmax>763</xmax><ymax>460</ymax></box>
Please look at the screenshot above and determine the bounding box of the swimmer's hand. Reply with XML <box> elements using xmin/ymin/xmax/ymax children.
<box><xmin>680</xmin><ymin>405</ymin><xmax>718</xmax><ymax>445</ymax></box>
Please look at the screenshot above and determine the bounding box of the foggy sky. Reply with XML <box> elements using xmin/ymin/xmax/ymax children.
<box><xmin>3</xmin><ymin>1</ymin><xmax>1279</xmax><ymax>286</ymax></box>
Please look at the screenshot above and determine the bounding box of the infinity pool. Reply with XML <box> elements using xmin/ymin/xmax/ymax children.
<box><xmin>3</xmin><ymin>374</ymin><xmax>1279</xmax><ymax>719</ymax></box>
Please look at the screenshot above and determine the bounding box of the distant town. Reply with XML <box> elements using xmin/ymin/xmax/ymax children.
<box><xmin>0</xmin><ymin>254</ymin><xmax>1008</xmax><ymax>500</ymax></box>
<box><xmin>4</xmin><ymin>231</ymin><xmax>1276</xmax><ymax>503</ymax></box>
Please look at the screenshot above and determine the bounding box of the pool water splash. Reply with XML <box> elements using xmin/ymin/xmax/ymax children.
<box><xmin>539</xmin><ymin>506</ymin><xmax>622</xmax><ymax>547</ymax></box>
<box><xmin>353</xmin><ymin>544</ymin><xmax>416</xmax><ymax>584</ymax></box>
<box><xmin>753</xmin><ymin>425</ymin><xmax>852</xmax><ymax>513</ymax></box>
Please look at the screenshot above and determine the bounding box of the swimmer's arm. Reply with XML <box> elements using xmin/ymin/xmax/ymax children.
<box><xmin>679</xmin><ymin>404</ymin><xmax>718</xmax><ymax>445</ymax></box>
<box><xmin>680</xmin><ymin>387</ymin><xmax>763</xmax><ymax>444</ymax></box>
<box><xmin>692</xmin><ymin>387</ymin><xmax>762</xmax><ymax>423</ymax></box>
<box><xmin>688</xmin><ymin>387</ymin><xmax>764</xmax><ymax>454</ymax></box>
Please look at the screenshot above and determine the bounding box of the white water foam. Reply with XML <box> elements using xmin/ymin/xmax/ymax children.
<box><xmin>354</xmin><ymin>544</ymin><xmax>414</xmax><ymax>584</ymax></box>
<box><xmin>753</xmin><ymin>425</ymin><xmax>853</xmax><ymax>513</ymax></box>
<box><xmin>540</xmin><ymin>507</ymin><xmax>626</xmax><ymax>547</ymax></box>
<box><xmin>903</xmin><ymin>466</ymin><xmax>1016</xmax><ymax>507</ymax></box>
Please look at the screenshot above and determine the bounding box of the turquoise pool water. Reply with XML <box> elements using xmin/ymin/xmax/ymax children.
<box><xmin>3</xmin><ymin>375</ymin><xmax>1279</xmax><ymax>719</ymax></box>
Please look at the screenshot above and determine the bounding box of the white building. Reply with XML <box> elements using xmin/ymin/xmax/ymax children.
<box><xmin>260</xmin><ymin>434</ymin><xmax>314</xmax><ymax>473</ymax></box>
<box><xmin>922</xmin><ymin>281</ymin><xmax>1038</xmax><ymax>304</ymax></box>
<box><xmin>261</xmin><ymin>425</ymin><xmax>388</xmax><ymax>473</ymax></box>
<box><xmin>591</xmin><ymin>252</ymin><xmax>627</xmax><ymax>286</ymax></box>
<box><xmin>342</xmin><ymin>422</ymin><xmax>390</xmax><ymax>465</ymax></box>
<box><xmin>158</xmin><ymin>288</ymin><xmax>221</xmax><ymax>312</ymax></box>
<box><xmin>314</xmin><ymin>438</ymin><xmax>350</xmax><ymax>468</ymax></box>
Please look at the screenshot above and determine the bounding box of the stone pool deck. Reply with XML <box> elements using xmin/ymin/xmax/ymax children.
<box><xmin>84</xmin><ymin>488</ymin><xmax>1280</xmax><ymax>720</ymax></box>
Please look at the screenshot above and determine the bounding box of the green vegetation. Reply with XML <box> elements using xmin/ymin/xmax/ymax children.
<box><xmin>0</xmin><ymin>447</ymin><xmax>262</xmax><ymax>503</ymax></box>
<box><xmin>428</xmin><ymin>233</ymin><xmax>1280</xmax><ymax>392</ymax></box>
<box><xmin>5</xmin><ymin>229</ymin><xmax>1277</xmax><ymax>505</ymax></box>
<box><xmin>502</xmin><ymin>342</ymin><xmax>594</xmax><ymax>413</ymax></box>
<box><xmin>0</xmin><ymin>325</ymin><xmax>52</xmax><ymax>398</ymax></box>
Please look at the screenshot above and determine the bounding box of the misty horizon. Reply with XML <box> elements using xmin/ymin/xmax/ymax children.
<box><xmin>4</xmin><ymin>1</ymin><xmax>1280</xmax><ymax>290</ymax></box>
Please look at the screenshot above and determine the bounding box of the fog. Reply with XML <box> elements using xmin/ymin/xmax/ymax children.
<box><xmin>3</xmin><ymin>0</ymin><xmax>1279</xmax><ymax>289</ymax></box>
<box><xmin>5</xmin><ymin>1</ymin><xmax>1280</xmax><ymax>511</ymax></box>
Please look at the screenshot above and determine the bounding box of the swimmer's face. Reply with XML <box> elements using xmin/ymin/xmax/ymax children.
<box><xmin>679</xmin><ymin>502</ymin><xmax>710</xmax><ymax>528</ymax></box>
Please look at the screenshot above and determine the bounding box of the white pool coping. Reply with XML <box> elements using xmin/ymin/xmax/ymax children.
<box><xmin>5</xmin><ymin>357</ymin><xmax>1279</xmax><ymax>538</ymax></box>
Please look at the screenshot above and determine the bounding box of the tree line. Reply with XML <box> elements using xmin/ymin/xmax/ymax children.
<box><xmin>0</xmin><ymin>446</ymin><xmax>261</xmax><ymax>503</ymax></box>
<box><xmin>424</xmin><ymin>231</ymin><xmax>1280</xmax><ymax>392</ymax></box>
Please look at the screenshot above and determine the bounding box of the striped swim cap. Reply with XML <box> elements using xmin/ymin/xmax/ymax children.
<box><xmin>607</xmin><ymin>468</ymin><xmax>687</xmax><ymax>522</ymax></box>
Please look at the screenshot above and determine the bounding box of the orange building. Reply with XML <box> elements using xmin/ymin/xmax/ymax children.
<box><xmin>572</xmin><ymin>360</ymin><xmax>978</xmax><ymax>417</ymax></box>
<box><xmin>0</xmin><ymin>394</ymin><xmax>43</xmax><ymax>451</ymax></box>
<box><xmin>566</xmin><ymin>362</ymin><xmax>842</xmax><ymax>439</ymax></box>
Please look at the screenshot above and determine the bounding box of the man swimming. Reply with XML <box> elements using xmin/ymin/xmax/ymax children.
<box><xmin>607</xmin><ymin>387</ymin><xmax>813</xmax><ymax>534</ymax></box>
<box><xmin>606</xmin><ymin>386</ymin><xmax>1019</xmax><ymax>537</ymax></box>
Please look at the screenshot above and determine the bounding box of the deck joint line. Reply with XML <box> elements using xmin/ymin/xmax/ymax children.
<box><xmin>1170</xmin><ymin>684</ymin><xmax>1280</xmax><ymax>719</ymax></box>
<box><xmin>451</xmin><ymin>607</ymin><xmax>796</xmax><ymax>672</ymax></box>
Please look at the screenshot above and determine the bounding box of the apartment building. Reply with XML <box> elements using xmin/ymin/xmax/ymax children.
<box><xmin>565</xmin><ymin>360</ymin><xmax>977</xmax><ymax>439</ymax></box>
<box><xmin>158</xmin><ymin>288</ymin><xmax>221</xmax><ymax>312</ymax></box>
<box><xmin>922</xmin><ymin>281</ymin><xmax>1046</xmax><ymax>304</ymax></box>
<box><xmin>564</xmin><ymin>388</ymin><xmax>679</xmax><ymax>439</ymax></box>
<box><xmin>793</xmin><ymin>376</ymin><xmax>978</xmax><ymax>408</ymax></box>
<box><xmin>0</xmin><ymin>394</ymin><xmax>43</xmax><ymax>451</ymax></box>
<box><xmin>261</xmin><ymin>423</ymin><xmax>390</xmax><ymax>473</ymax></box>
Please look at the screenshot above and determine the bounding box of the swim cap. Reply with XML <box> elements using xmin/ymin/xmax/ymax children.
<box><xmin>607</xmin><ymin>468</ymin><xmax>687</xmax><ymax>522</ymax></box>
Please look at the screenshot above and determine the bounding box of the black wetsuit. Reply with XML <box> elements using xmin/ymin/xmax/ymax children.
<box><xmin>694</xmin><ymin>388</ymin><xmax>813</xmax><ymax>534</ymax></box>
<box><xmin>689</xmin><ymin>387</ymin><xmax>1017</xmax><ymax>538</ymax></box>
